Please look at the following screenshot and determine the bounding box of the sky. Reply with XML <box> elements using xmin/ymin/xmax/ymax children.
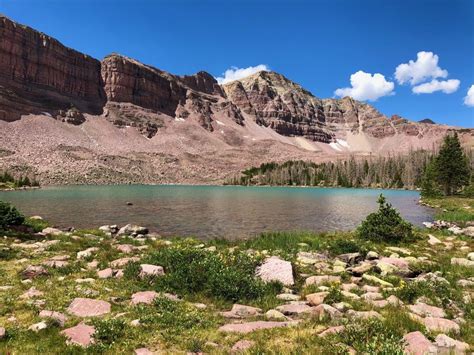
<box><xmin>1</xmin><ymin>0</ymin><xmax>473</xmax><ymax>127</ymax></box>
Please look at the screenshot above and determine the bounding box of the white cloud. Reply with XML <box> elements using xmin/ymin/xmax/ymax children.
<box><xmin>465</xmin><ymin>85</ymin><xmax>474</xmax><ymax>107</ymax></box>
<box><xmin>395</xmin><ymin>51</ymin><xmax>448</xmax><ymax>85</ymax></box>
<box><xmin>334</xmin><ymin>70</ymin><xmax>395</xmax><ymax>101</ymax></box>
<box><xmin>216</xmin><ymin>65</ymin><xmax>269</xmax><ymax>84</ymax></box>
<box><xmin>412</xmin><ymin>79</ymin><xmax>460</xmax><ymax>94</ymax></box>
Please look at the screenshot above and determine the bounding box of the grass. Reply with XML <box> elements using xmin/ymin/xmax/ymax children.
<box><xmin>0</xmin><ymin>196</ymin><xmax>473</xmax><ymax>353</ymax></box>
<box><xmin>423</xmin><ymin>196</ymin><xmax>474</xmax><ymax>226</ymax></box>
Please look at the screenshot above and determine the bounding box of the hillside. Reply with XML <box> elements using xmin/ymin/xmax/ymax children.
<box><xmin>0</xmin><ymin>15</ymin><xmax>472</xmax><ymax>185</ymax></box>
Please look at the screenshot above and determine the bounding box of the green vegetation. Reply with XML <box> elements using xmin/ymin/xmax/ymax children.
<box><xmin>226</xmin><ymin>150</ymin><xmax>434</xmax><ymax>189</ymax></box>
<box><xmin>422</xmin><ymin>196</ymin><xmax>474</xmax><ymax>226</ymax></box>
<box><xmin>0</xmin><ymin>171</ymin><xmax>39</xmax><ymax>190</ymax></box>
<box><xmin>421</xmin><ymin>133</ymin><xmax>472</xmax><ymax>197</ymax></box>
<box><xmin>0</xmin><ymin>197</ymin><xmax>472</xmax><ymax>353</ymax></box>
<box><xmin>0</xmin><ymin>200</ymin><xmax>24</xmax><ymax>230</ymax></box>
<box><xmin>357</xmin><ymin>194</ymin><xmax>413</xmax><ymax>243</ymax></box>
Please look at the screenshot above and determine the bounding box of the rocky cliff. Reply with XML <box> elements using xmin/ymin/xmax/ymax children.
<box><xmin>0</xmin><ymin>15</ymin><xmax>105</xmax><ymax>121</ymax></box>
<box><xmin>0</xmin><ymin>15</ymin><xmax>472</xmax><ymax>185</ymax></box>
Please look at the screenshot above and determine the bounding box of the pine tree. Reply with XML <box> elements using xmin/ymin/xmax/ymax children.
<box><xmin>435</xmin><ymin>133</ymin><xmax>470</xmax><ymax>195</ymax></box>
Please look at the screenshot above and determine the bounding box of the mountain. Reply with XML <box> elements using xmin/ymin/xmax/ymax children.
<box><xmin>0</xmin><ymin>15</ymin><xmax>472</xmax><ymax>185</ymax></box>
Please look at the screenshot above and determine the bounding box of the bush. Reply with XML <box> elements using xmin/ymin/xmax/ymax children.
<box><xmin>357</xmin><ymin>194</ymin><xmax>413</xmax><ymax>243</ymax></box>
<box><xmin>144</xmin><ymin>246</ymin><xmax>280</xmax><ymax>302</ymax></box>
<box><xmin>0</xmin><ymin>201</ymin><xmax>24</xmax><ymax>230</ymax></box>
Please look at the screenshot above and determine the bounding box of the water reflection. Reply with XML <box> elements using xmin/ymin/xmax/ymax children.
<box><xmin>0</xmin><ymin>185</ymin><xmax>433</xmax><ymax>239</ymax></box>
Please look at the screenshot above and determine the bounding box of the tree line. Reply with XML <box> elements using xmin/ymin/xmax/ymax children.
<box><xmin>226</xmin><ymin>133</ymin><xmax>472</xmax><ymax>194</ymax></box>
<box><xmin>0</xmin><ymin>171</ymin><xmax>40</xmax><ymax>189</ymax></box>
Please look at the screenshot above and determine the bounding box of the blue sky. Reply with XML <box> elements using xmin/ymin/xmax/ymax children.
<box><xmin>1</xmin><ymin>0</ymin><xmax>473</xmax><ymax>127</ymax></box>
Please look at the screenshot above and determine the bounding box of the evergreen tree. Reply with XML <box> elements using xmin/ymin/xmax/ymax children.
<box><xmin>435</xmin><ymin>133</ymin><xmax>470</xmax><ymax>195</ymax></box>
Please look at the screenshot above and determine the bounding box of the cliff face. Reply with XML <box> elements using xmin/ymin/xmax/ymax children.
<box><xmin>222</xmin><ymin>71</ymin><xmax>428</xmax><ymax>143</ymax></box>
<box><xmin>0</xmin><ymin>14</ymin><xmax>467</xmax><ymax>146</ymax></box>
<box><xmin>0</xmin><ymin>15</ymin><xmax>105</xmax><ymax>121</ymax></box>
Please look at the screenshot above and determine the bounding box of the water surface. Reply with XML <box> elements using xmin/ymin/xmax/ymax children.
<box><xmin>0</xmin><ymin>185</ymin><xmax>433</xmax><ymax>239</ymax></box>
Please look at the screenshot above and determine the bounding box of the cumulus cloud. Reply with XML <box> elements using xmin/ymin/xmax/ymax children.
<box><xmin>216</xmin><ymin>64</ymin><xmax>269</xmax><ymax>84</ymax></box>
<box><xmin>412</xmin><ymin>79</ymin><xmax>460</xmax><ymax>94</ymax></box>
<box><xmin>395</xmin><ymin>51</ymin><xmax>448</xmax><ymax>85</ymax></box>
<box><xmin>464</xmin><ymin>85</ymin><xmax>474</xmax><ymax>107</ymax></box>
<box><xmin>334</xmin><ymin>70</ymin><xmax>395</xmax><ymax>101</ymax></box>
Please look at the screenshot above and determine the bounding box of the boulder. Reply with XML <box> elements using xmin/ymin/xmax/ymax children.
<box><xmin>256</xmin><ymin>256</ymin><xmax>294</xmax><ymax>286</ymax></box>
<box><xmin>451</xmin><ymin>258</ymin><xmax>474</xmax><ymax>267</ymax></box>
<box><xmin>218</xmin><ymin>321</ymin><xmax>297</xmax><ymax>334</ymax></box>
<box><xmin>20</xmin><ymin>287</ymin><xmax>44</xmax><ymax>299</ymax></box>
<box><xmin>347</xmin><ymin>310</ymin><xmax>382</xmax><ymax>320</ymax></box>
<box><xmin>134</xmin><ymin>348</ymin><xmax>154</xmax><ymax>355</ymax></box>
<box><xmin>77</xmin><ymin>247</ymin><xmax>99</xmax><ymax>259</ymax></box>
<box><xmin>67</xmin><ymin>298</ymin><xmax>111</xmax><ymax>317</ymax></box>
<box><xmin>29</xmin><ymin>321</ymin><xmax>48</xmax><ymax>332</ymax></box>
<box><xmin>41</xmin><ymin>227</ymin><xmax>63</xmax><ymax>236</ymax></box>
<box><xmin>276</xmin><ymin>293</ymin><xmax>300</xmax><ymax>301</ymax></box>
<box><xmin>423</xmin><ymin>317</ymin><xmax>460</xmax><ymax>334</ymax></box>
<box><xmin>362</xmin><ymin>274</ymin><xmax>393</xmax><ymax>287</ymax></box>
<box><xmin>408</xmin><ymin>303</ymin><xmax>446</xmax><ymax>318</ymax></box>
<box><xmin>117</xmin><ymin>224</ymin><xmax>148</xmax><ymax>236</ymax></box>
<box><xmin>427</xmin><ymin>234</ymin><xmax>442</xmax><ymax>246</ymax></box>
<box><xmin>366</xmin><ymin>251</ymin><xmax>379</xmax><ymax>260</ymax></box>
<box><xmin>297</xmin><ymin>252</ymin><xmax>328</xmax><ymax>265</ymax></box>
<box><xmin>61</xmin><ymin>323</ymin><xmax>95</xmax><ymax>347</ymax></box>
<box><xmin>403</xmin><ymin>331</ymin><xmax>437</xmax><ymax>355</ymax></box>
<box><xmin>349</xmin><ymin>262</ymin><xmax>374</xmax><ymax>276</ymax></box>
<box><xmin>97</xmin><ymin>268</ymin><xmax>114</xmax><ymax>279</ymax></box>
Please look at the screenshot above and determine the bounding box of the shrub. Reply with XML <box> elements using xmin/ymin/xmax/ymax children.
<box><xmin>92</xmin><ymin>318</ymin><xmax>126</xmax><ymax>345</ymax></box>
<box><xmin>357</xmin><ymin>194</ymin><xmax>413</xmax><ymax>243</ymax></box>
<box><xmin>0</xmin><ymin>201</ymin><xmax>24</xmax><ymax>230</ymax></box>
<box><xmin>144</xmin><ymin>246</ymin><xmax>280</xmax><ymax>302</ymax></box>
<box><xmin>338</xmin><ymin>318</ymin><xmax>405</xmax><ymax>355</ymax></box>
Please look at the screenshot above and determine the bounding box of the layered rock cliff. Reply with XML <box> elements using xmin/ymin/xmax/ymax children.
<box><xmin>0</xmin><ymin>15</ymin><xmax>105</xmax><ymax>121</ymax></box>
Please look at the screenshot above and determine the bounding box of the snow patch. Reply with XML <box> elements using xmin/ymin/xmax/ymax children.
<box><xmin>175</xmin><ymin>117</ymin><xmax>185</xmax><ymax>122</ymax></box>
<box><xmin>336</xmin><ymin>139</ymin><xmax>350</xmax><ymax>148</ymax></box>
<box><xmin>41</xmin><ymin>112</ymin><xmax>52</xmax><ymax>117</ymax></box>
<box><xmin>329</xmin><ymin>142</ymin><xmax>342</xmax><ymax>151</ymax></box>
<box><xmin>216</xmin><ymin>120</ymin><xmax>225</xmax><ymax>126</ymax></box>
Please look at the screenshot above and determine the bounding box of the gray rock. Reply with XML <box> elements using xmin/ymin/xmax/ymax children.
<box><xmin>256</xmin><ymin>256</ymin><xmax>294</xmax><ymax>286</ymax></box>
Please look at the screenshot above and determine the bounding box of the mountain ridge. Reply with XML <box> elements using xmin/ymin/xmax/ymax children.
<box><xmin>0</xmin><ymin>15</ymin><xmax>472</xmax><ymax>185</ymax></box>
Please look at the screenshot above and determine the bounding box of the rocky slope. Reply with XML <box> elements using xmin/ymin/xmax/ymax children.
<box><xmin>0</xmin><ymin>14</ymin><xmax>472</xmax><ymax>184</ymax></box>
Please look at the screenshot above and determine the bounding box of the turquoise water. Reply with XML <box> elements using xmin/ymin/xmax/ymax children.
<box><xmin>0</xmin><ymin>185</ymin><xmax>433</xmax><ymax>239</ymax></box>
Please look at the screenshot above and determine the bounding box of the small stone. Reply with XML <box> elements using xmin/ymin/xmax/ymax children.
<box><xmin>349</xmin><ymin>262</ymin><xmax>373</xmax><ymax>276</ymax></box>
<box><xmin>434</xmin><ymin>334</ymin><xmax>469</xmax><ymax>353</ymax></box>
<box><xmin>97</xmin><ymin>268</ymin><xmax>114</xmax><ymax>279</ymax></box>
<box><xmin>366</xmin><ymin>251</ymin><xmax>379</xmax><ymax>260</ymax></box>
<box><xmin>362</xmin><ymin>274</ymin><xmax>393</xmax><ymax>287</ymax></box>
<box><xmin>306</xmin><ymin>292</ymin><xmax>329</xmax><ymax>306</ymax></box>
<box><xmin>318</xmin><ymin>325</ymin><xmax>344</xmax><ymax>337</ymax></box>
<box><xmin>361</xmin><ymin>292</ymin><xmax>384</xmax><ymax>301</ymax></box>
<box><xmin>29</xmin><ymin>321</ymin><xmax>48</xmax><ymax>332</ymax></box>
<box><xmin>21</xmin><ymin>265</ymin><xmax>49</xmax><ymax>279</ymax></box>
<box><xmin>305</xmin><ymin>275</ymin><xmax>340</xmax><ymax>286</ymax></box>
<box><xmin>231</xmin><ymin>340</ymin><xmax>255</xmax><ymax>352</ymax></box>
<box><xmin>139</xmin><ymin>264</ymin><xmax>165</xmax><ymax>278</ymax></box>
<box><xmin>218</xmin><ymin>321</ymin><xmax>297</xmax><ymax>334</ymax></box>
<box><xmin>276</xmin><ymin>293</ymin><xmax>300</xmax><ymax>301</ymax></box>
<box><xmin>39</xmin><ymin>310</ymin><xmax>68</xmax><ymax>327</ymax></box>
<box><xmin>347</xmin><ymin>310</ymin><xmax>382</xmax><ymax>320</ymax></box>
<box><xmin>451</xmin><ymin>258</ymin><xmax>474</xmax><ymax>267</ymax></box>
<box><xmin>131</xmin><ymin>291</ymin><xmax>159</xmax><ymax>305</ymax></box>
<box><xmin>362</xmin><ymin>285</ymin><xmax>379</xmax><ymax>293</ymax></box>
<box><xmin>67</xmin><ymin>298</ymin><xmax>111</xmax><ymax>317</ymax></box>
<box><xmin>427</xmin><ymin>234</ymin><xmax>442</xmax><ymax>246</ymax></box>
<box><xmin>42</xmin><ymin>227</ymin><xmax>63</xmax><ymax>236</ymax></box>
<box><xmin>134</xmin><ymin>348</ymin><xmax>154</xmax><ymax>355</ymax></box>
<box><xmin>311</xmin><ymin>304</ymin><xmax>342</xmax><ymax>320</ymax></box>
<box><xmin>275</xmin><ymin>303</ymin><xmax>312</xmax><ymax>316</ymax></box>
<box><xmin>77</xmin><ymin>247</ymin><xmax>99</xmax><ymax>259</ymax></box>
<box><xmin>386</xmin><ymin>295</ymin><xmax>403</xmax><ymax>306</ymax></box>
<box><xmin>110</xmin><ymin>257</ymin><xmax>140</xmax><ymax>268</ymax></box>
<box><xmin>221</xmin><ymin>304</ymin><xmax>262</xmax><ymax>319</ymax></box>
<box><xmin>115</xmin><ymin>244</ymin><xmax>136</xmax><ymax>254</ymax></box>
<box><xmin>130</xmin><ymin>319</ymin><xmax>141</xmax><ymax>327</ymax></box>
<box><xmin>20</xmin><ymin>287</ymin><xmax>44</xmax><ymax>299</ymax></box>
<box><xmin>0</xmin><ymin>327</ymin><xmax>5</xmax><ymax>339</ymax></box>
<box><xmin>61</xmin><ymin>323</ymin><xmax>95</xmax><ymax>347</ymax></box>
<box><xmin>408</xmin><ymin>302</ymin><xmax>446</xmax><ymax>318</ymax></box>
<box><xmin>341</xmin><ymin>283</ymin><xmax>359</xmax><ymax>292</ymax></box>
<box><xmin>337</xmin><ymin>252</ymin><xmax>362</xmax><ymax>265</ymax></box>
<box><xmin>265</xmin><ymin>309</ymin><xmax>286</xmax><ymax>320</ymax></box>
